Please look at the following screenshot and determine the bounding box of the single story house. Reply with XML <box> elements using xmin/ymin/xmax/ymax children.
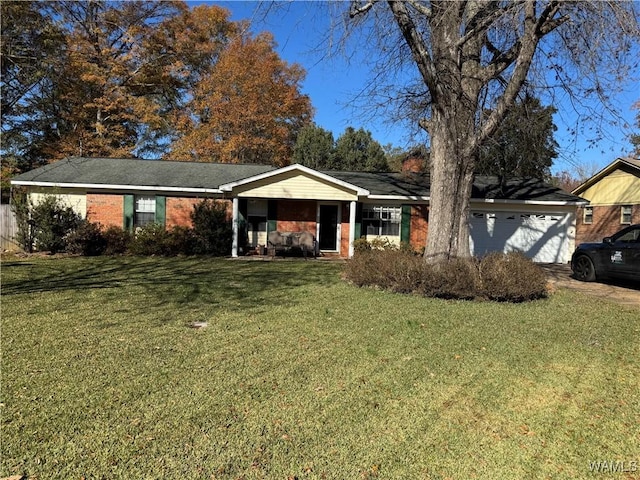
<box><xmin>11</xmin><ymin>156</ymin><xmax>587</xmax><ymax>262</ymax></box>
<box><xmin>572</xmin><ymin>157</ymin><xmax>640</xmax><ymax>244</ymax></box>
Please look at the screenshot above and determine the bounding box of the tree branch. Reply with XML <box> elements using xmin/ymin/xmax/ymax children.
<box><xmin>387</xmin><ymin>1</ymin><xmax>439</xmax><ymax>99</ymax></box>
<box><xmin>405</xmin><ymin>0</ymin><xmax>432</xmax><ymax>18</ymax></box>
<box><xmin>349</xmin><ymin>1</ymin><xmax>377</xmax><ymax>18</ymax></box>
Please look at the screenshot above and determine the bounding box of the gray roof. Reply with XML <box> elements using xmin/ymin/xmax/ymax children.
<box><xmin>12</xmin><ymin>157</ymin><xmax>585</xmax><ymax>203</ymax></box>
<box><xmin>11</xmin><ymin>157</ymin><xmax>275</xmax><ymax>190</ymax></box>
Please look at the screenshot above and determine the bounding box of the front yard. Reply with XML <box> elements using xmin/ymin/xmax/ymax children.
<box><xmin>1</xmin><ymin>256</ymin><xmax>638</xmax><ymax>479</ymax></box>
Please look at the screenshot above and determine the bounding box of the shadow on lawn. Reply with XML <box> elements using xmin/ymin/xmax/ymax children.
<box><xmin>1</xmin><ymin>256</ymin><xmax>341</xmax><ymax>313</ymax></box>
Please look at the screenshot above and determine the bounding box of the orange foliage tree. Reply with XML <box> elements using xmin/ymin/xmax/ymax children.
<box><xmin>2</xmin><ymin>1</ymin><xmax>311</xmax><ymax>172</ymax></box>
<box><xmin>170</xmin><ymin>32</ymin><xmax>313</xmax><ymax>166</ymax></box>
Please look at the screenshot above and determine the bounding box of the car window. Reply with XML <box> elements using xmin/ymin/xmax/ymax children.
<box><xmin>613</xmin><ymin>228</ymin><xmax>640</xmax><ymax>243</ymax></box>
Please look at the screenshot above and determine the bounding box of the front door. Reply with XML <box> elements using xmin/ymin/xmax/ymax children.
<box><xmin>318</xmin><ymin>204</ymin><xmax>339</xmax><ymax>251</ymax></box>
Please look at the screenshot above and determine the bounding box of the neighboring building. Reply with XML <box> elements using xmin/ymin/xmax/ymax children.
<box><xmin>11</xmin><ymin>157</ymin><xmax>587</xmax><ymax>262</ymax></box>
<box><xmin>572</xmin><ymin>157</ymin><xmax>640</xmax><ymax>244</ymax></box>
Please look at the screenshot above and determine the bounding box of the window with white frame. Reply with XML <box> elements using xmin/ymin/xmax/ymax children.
<box><xmin>135</xmin><ymin>195</ymin><xmax>155</xmax><ymax>228</ymax></box>
<box><xmin>621</xmin><ymin>205</ymin><xmax>632</xmax><ymax>224</ymax></box>
<box><xmin>583</xmin><ymin>206</ymin><xmax>593</xmax><ymax>224</ymax></box>
<box><xmin>362</xmin><ymin>205</ymin><xmax>401</xmax><ymax>236</ymax></box>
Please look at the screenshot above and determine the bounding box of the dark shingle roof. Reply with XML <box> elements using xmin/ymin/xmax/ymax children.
<box><xmin>11</xmin><ymin>157</ymin><xmax>275</xmax><ymax>190</ymax></box>
<box><xmin>12</xmin><ymin>157</ymin><xmax>585</xmax><ymax>203</ymax></box>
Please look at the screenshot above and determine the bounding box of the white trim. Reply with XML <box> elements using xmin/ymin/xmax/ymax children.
<box><xmin>471</xmin><ymin>198</ymin><xmax>587</xmax><ymax>206</ymax></box>
<box><xmin>219</xmin><ymin>164</ymin><xmax>370</xmax><ymax>196</ymax></box>
<box><xmin>367</xmin><ymin>195</ymin><xmax>430</xmax><ymax>201</ymax></box>
<box><xmin>348</xmin><ymin>200</ymin><xmax>356</xmax><ymax>258</ymax></box>
<box><xmin>10</xmin><ymin>180</ymin><xmax>223</xmax><ymax>194</ymax></box>
<box><xmin>231</xmin><ymin>198</ymin><xmax>239</xmax><ymax>258</ymax></box>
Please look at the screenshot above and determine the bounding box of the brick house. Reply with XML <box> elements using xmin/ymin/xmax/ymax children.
<box><xmin>12</xmin><ymin>157</ymin><xmax>587</xmax><ymax>262</ymax></box>
<box><xmin>573</xmin><ymin>157</ymin><xmax>640</xmax><ymax>244</ymax></box>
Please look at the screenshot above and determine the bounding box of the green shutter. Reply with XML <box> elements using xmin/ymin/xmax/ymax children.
<box><xmin>155</xmin><ymin>195</ymin><xmax>166</xmax><ymax>226</ymax></box>
<box><xmin>400</xmin><ymin>204</ymin><xmax>411</xmax><ymax>243</ymax></box>
<box><xmin>123</xmin><ymin>195</ymin><xmax>134</xmax><ymax>231</ymax></box>
<box><xmin>354</xmin><ymin>203</ymin><xmax>363</xmax><ymax>239</ymax></box>
<box><xmin>267</xmin><ymin>200</ymin><xmax>277</xmax><ymax>234</ymax></box>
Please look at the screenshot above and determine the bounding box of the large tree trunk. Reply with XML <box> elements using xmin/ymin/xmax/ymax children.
<box><xmin>424</xmin><ymin>110</ymin><xmax>475</xmax><ymax>263</ymax></box>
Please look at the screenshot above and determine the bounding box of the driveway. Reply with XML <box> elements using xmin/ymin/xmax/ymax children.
<box><xmin>542</xmin><ymin>264</ymin><xmax>640</xmax><ymax>308</ymax></box>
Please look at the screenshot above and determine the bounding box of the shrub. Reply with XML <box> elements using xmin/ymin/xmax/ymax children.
<box><xmin>419</xmin><ymin>257</ymin><xmax>480</xmax><ymax>300</ymax></box>
<box><xmin>128</xmin><ymin>223</ymin><xmax>171</xmax><ymax>256</ymax></box>
<box><xmin>103</xmin><ymin>226</ymin><xmax>131</xmax><ymax>255</ymax></box>
<box><xmin>190</xmin><ymin>200</ymin><xmax>232</xmax><ymax>256</ymax></box>
<box><xmin>479</xmin><ymin>252</ymin><xmax>548</xmax><ymax>302</ymax></box>
<box><xmin>13</xmin><ymin>194</ymin><xmax>82</xmax><ymax>253</ymax></box>
<box><xmin>344</xmin><ymin>250</ymin><xmax>547</xmax><ymax>302</ymax></box>
<box><xmin>66</xmin><ymin>221</ymin><xmax>106</xmax><ymax>256</ymax></box>
<box><xmin>164</xmin><ymin>226</ymin><xmax>198</xmax><ymax>256</ymax></box>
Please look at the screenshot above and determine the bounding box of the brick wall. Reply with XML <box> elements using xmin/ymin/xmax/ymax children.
<box><xmin>86</xmin><ymin>193</ymin><xmax>123</xmax><ymax>228</ymax></box>
<box><xmin>166</xmin><ymin>197</ymin><xmax>200</xmax><ymax>228</ymax></box>
<box><xmin>341</xmin><ymin>202</ymin><xmax>351</xmax><ymax>255</ymax></box>
<box><xmin>410</xmin><ymin>205</ymin><xmax>429</xmax><ymax>252</ymax></box>
<box><xmin>276</xmin><ymin>200</ymin><xmax>316</xmax><ymax>233</ymax></box>
<box><xmin>576</xmin><ymin>204</ymin><xmax>640</xmax><ymax>244</ymax></box>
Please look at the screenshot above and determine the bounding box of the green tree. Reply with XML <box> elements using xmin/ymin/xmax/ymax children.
<box><xmin>333</xmin><ymin>127</ymin><xmax>389</xmax><ymax>172</ymax></box>
<box><xmin>476</xmin><ymin>95</ymin><xmax>558</xmax><ymax>180</ymax></box>
<box><xmin>292</xmin><ymin>124</ymin><xmax>335</xmax><ymax>169</ymax></box>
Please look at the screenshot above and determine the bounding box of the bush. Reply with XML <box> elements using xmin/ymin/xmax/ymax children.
<box><xmin>190</xmin><ymin>200</ymin><xmax>232</xmax><ymax>256</ymax></box>
<box><xmin>164</xmin><ymin>226</ymin><xmax>198</xmax><ymax>256</ymax></box>
<box><xmin>420</xmin><ymin>258</ymin><xmax>481</xmax><ymax>300</ymax></box>
<box><xmin>128</xmin><ymin>223</ymin><xmax>171</xmax><ymax>256</ymax></box>
<box><xmin>102</xmin><ymin>226</ymin><xmax>132</xmax><ymax>255</ymax></box>
<box><xmin>12</xmin><ymin>194</ymin><xmax>82</xmax><ymax>253</ymax></box>
<box><xmin>66</xmin><ymin>221</ymin><xmax>106</xmax><ymax>256</ymax></box>
<box><xmin>479</xmin><ymin>252</ymin><xmax>548</xmax><ymax>302</ymax></box>
<box><xmin>344</xmin><ymin>250</ymin><xmax>547</xmax><ymax>302</ymax></box>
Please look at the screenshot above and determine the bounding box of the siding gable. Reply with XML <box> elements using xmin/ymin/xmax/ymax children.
<box><xmin>234</xmin><ymin>170</ymin><xmax>358</xmax><ymax>201</ymax></box>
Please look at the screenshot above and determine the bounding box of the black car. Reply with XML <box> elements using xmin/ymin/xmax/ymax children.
<box><xmin>571</xmin><ymin>224</ymin><xmax>640</xmax><ymax>282</ymax></box>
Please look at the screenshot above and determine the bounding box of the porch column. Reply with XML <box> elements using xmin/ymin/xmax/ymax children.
<box><xmin>231</xmin><ymin>197</ymin><xmax>239</xmax><ymax>258</ymax></box>
<box><xmin>348</xmin><ymin>200</ymin><xmax>356</xmax><ymax>258</ymax></box>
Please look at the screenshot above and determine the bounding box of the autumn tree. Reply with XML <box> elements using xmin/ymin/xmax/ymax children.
<box><xmin>292</xmin><ymin>124</ymin><xmax>335</xmax><ymax>170</ymax></box>
<box><xmin>476</xmin><ymin>94</ymin><xmax>558</xmax><ymax>180</ymax></box>
<box><xmin>169</xmin><ymin>32</ymin><xmax>313</xmax><ymax>166</ymax></box>
<box><xmin>345</xmin><ymin>1</ymin><xmax>640</xmax><ymax>262</ymax></box>
<box><xmin>2</xmin><ymin>2</ymin><xmax>309</xmax><ymax>172</ymax></box>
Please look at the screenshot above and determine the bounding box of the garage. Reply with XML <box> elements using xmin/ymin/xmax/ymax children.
<box><xmin>469</xmin><ymin>210</ymin><xmax>573</xmax><ymax>263</ymax></box>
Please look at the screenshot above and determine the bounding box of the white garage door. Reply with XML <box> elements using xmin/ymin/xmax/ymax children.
<box><xmin>469</xmin><ymin>211</ymin><xmax>571</xmax><ymax>263</ymax></box>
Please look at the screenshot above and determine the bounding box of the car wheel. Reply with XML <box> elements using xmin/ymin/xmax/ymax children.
<box><xmin>572</xmin><ymin>255</ymin><xmax>596</xmax><ymax>282</ymax></box>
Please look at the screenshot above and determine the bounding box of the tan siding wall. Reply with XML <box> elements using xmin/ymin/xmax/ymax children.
<box><xmin>235</xmin><ymin>171</ymin><xmax>357</xmax><ymax>201</ymax></box>
<box><xmin>30</xmin><ymin>189</ymin><xmax>87</xmax><ymax>218</ymax></box>
<box><xmin>579</xmin><ymin>170</ymin><xmax>640</xmax><ymax>205</ymax></box>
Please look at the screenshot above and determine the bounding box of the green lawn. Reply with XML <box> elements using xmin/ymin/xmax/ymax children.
<box><xmin>1</xmin><ymin>256</ymin><xmax>638</xmax><ymax>479</ymax></box>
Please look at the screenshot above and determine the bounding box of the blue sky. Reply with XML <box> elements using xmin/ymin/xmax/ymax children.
<box><xmin>214</xmin><ymin>1</ymin><xmax>638</xmax><ymax>175</ymax></box>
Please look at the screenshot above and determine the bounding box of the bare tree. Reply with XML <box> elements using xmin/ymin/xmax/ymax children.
<box><xmin>344</xmin><ymin>1</ymin><xmax>639</xmax><ymax>262</ymax></box>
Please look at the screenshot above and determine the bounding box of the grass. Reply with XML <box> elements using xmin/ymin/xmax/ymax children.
<box><xmin>1</xmin><ymin>255</ymin><xmax>638</xmax><ymax>479</ymax></box>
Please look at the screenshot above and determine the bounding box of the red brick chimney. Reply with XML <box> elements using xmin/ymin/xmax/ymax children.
<box><xmin>402</xmin><ymin>156</ymin><xmax>424</xmax><ymax>173</ymax></box>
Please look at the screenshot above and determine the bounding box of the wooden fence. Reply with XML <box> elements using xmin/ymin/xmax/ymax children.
<box><xmin>1</xmin><ymin>203</ymin><xmax>20</xmax><ymax>250</ymax></box>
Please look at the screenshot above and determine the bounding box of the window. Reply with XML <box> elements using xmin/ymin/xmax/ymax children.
<box><xmin>614</xmin><ymin>227</ymin><xmax>640</xmax><ymax>244</ymax></box>
<box><xmin>583</xmin><ymin>206</ymin><xmax>593</xmax><ymax>224</ymax></box>
<box><xmin>362</xmin><ymin>205</ymin><xmax>401</xmax><ymax>236</ymax></box>
<box><xmin>621</xmin><ymin>205</ymin><xmax>632</xmax><ymax>224</ymax></box>
<box><xmin>135</xmin><ymin>195</ymin><xmax>155</xmax><ymax>228</ymax></box>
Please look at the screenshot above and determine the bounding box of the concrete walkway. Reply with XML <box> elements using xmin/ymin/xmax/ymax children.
<box><xmin>541</xmin><ymin>264</ymin><xmax>640</xmax><ymax>308</ymax></box>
